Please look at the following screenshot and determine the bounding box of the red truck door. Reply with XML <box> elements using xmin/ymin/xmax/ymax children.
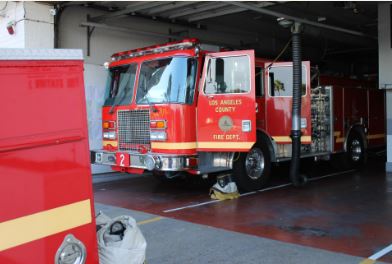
<box><xmin>197</xmin><ymin>50</ymin><xmax>256</xmax><ymax>152</ymax></box>
<box><xmin>264</xmin><ymin>61</ymin><xmax>311</xmax><ymax>144</ymax></box>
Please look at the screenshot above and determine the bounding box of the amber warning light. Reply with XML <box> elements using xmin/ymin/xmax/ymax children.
<box><xmin>150</xmin><ymin>120</ymin><xmax>166</xmax><ymax>129</ymax></box>
<box><xmin>103</xmin><ymin>121</ymin><xmax>116</xmax><ymax>129</ymax></box>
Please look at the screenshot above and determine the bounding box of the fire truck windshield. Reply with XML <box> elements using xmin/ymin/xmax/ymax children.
<box><xmin>104</xmin><ymin>63</ymin><xmax>137</xmax><ymax>106</ymax></box>
<box><xmin>136</xmin><ymin>57</ymin><xmax>197</xmax><ymax>104</ymax></box>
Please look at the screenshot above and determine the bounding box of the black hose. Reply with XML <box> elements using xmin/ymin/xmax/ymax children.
<box><xmin>289</xmin><ymin>26</ymin><xmax>307</xmax><ymax>187</ymax></box>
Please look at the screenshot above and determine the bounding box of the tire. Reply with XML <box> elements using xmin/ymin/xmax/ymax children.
<box><xmin>232</xmin><ymin>140</ymin><xmax>271</xmax><ymax>192</ymax></box>
<box><xmin>345</xmin><ymin>133</ymin><xmax>367</xmax><ymax>168</ymax></box>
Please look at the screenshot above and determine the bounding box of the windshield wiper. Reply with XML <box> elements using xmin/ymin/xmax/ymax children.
<box><xmin>142</xmin><ymin>89</ymin><xmax>158</xmax><ymax>113</ymax></box>
<box><xmin>109</xmin><ymin>87</ymin><xmax>127</xmax><ymax>114</ymax></box>
<box><xmin>139</xmin><ymin>72</ymin><xmax>158</xmax><ymax>113</ymax></box>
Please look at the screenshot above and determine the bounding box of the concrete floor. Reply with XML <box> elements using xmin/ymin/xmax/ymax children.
<box><xmin>93</xmin><ymin>155</ymin><xmax>391</xmax><ymax>263</ymax></box>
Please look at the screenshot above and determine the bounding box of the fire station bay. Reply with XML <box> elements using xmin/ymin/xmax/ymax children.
<box><xmin>3</xmin><ymin>1</ymin><xmax>392</xmax><ymax>264</ymax></box>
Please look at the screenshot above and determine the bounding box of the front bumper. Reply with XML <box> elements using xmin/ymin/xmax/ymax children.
<box><xmin>91</xmin><ymin>150</ymin><xmax>193</xmax><ymax>171</ymax></box>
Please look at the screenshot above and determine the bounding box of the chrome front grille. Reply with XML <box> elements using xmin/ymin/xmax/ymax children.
<box><xmin>117</xmin><ymin>110</ymin><xmax>150</xmax><ymax>151</ymax></box>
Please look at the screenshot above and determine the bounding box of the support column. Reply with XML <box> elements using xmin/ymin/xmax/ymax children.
<box><xmin>386</xmin><ymin>91</ymin><xmax>392</xmax><ymax>171</ymax></box>
<box><xmin>378</xmin><ymin>3</ymin><xmax>392</xmax><ymax>172</ymax></box>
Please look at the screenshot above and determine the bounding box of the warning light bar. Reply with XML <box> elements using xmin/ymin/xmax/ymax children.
<box><xmin>111</xmin><ymin>38</ymin><xmax>199</xmax><ymax>62</ymax></box>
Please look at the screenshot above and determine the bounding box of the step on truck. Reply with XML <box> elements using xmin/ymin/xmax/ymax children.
<box><xmin>91</xmin><ymin>38</ymin><xmax>385</xmax><ymax>191</ymax></box>
<box><xmin>0</xmin><ymin>49</ymin><xmax>99</xmax><ymax>264</ymax></box>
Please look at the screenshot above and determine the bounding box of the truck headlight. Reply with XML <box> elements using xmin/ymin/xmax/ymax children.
<box><xmin>103</xmin><ymin>131</ymin><xmax>116</xmax><ymax>140</ymax></box>
<box><xmin>150</xmin><ymin>131</ymin><xmax>167</xmax><ymax>141</ymax></box>
<box><xmin>55</xmin><ymin>234</ymin><xmax>86</xmax><ymax>264</ymax></box>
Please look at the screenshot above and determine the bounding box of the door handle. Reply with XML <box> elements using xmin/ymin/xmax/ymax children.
<box><xmin>207</xmin><ymin>95</ymin><xmax>214</xmax><ymax>99</ymax></box>
<box><xmin>255</xmin><ymin>103</ymin><xmax>259</xmax><ymax>113</ymax></box>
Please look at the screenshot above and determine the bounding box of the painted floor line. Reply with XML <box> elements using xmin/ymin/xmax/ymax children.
<box><xmin>368</xmin><ymin>243</ymin><xmax>392</xmax><ymax>260</ymax></box>
<box><xmin>137</xmin><ymin>216</ymin><xmax>163</xmax><ymax>226</ymax></box>
<box><xmin>256</xmin><ymin>183</ymin><xmax>293</xmax><ymax>193</ymax></box>
<box><xmin>163</xmin><ymin>200</ymin><xmax>221</xmax><ymax>213</ymax></box>
<box><xmin>163</xmin><ymin>169</ymin><xmax>356</xmax><ymax>213</ymax></box>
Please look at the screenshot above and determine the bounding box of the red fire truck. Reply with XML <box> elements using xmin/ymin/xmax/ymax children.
<box><xmin>92</xmin><ymin>38</ymin><xmax>385</xmax><ymax>191</ymax></box>
<box><xmin>0</xmin><ymin>49</ymin><xmax>99</xmax><ymax>263</ymax></box>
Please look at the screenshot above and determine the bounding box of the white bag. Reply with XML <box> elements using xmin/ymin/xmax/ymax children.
<box><xmin>97</xmin><ymin>213</ymin><xmax>147</xmax><ymax>264</ymax></box>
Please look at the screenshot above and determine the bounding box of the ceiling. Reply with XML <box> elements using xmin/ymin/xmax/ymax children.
<box><xmin>59</xmin><ymin>1</ymin><xmax>379</xmax><ymax>76</ymax></box>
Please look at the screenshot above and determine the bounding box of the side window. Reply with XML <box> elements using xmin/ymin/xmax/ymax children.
<box><xmin>268</xmin><ymin>66</ymin><xmax>306</xmax><ymax>97</ymax></box>
<box><xmin>255</xmin><ymin>67</ymin><xmax>264</xmax><ymax>97</ymax></box>
<box><xmin>204</xmin><ymin>55</ymin><xmax>250</xmax><ymax>94</ymax></box>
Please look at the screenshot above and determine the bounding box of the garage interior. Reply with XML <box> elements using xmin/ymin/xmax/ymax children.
<box><xmin>1</xmin><ymin>1</ymin><xmax>392</xmax><ymax>263</ymax></box>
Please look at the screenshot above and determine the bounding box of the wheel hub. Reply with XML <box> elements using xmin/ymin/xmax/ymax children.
<box><xmin>350</xmin><ymin>139</ymin><xmax>362</xmax><ymax>162</ymax></box>
<box><xmin>245</xmin><ymin>148</ymin><xmax>265</xmax><ymax>180</ymax></box>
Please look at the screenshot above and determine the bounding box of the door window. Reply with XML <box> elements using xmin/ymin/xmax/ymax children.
<box><xmin>268</xmin><ymin>65</ymin><xmax>307</xmax><ymax>97</ymax></box>
<box><xmin>204</xmin><ymin>55</ymin><xmax>250</xmax><ymax>94</ymax></box>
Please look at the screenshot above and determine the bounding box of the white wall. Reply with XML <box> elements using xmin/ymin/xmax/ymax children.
<box><xmin>84</xmin><ymin>64</ymin><xmax>111</xmax><ymax>174</ymax></box>
<box><xmin>0</xmin><ymin>1</ymin><xmax>25</xmax><ymax>48</ymax></box>
<box><xmin>59</xmin><ymin>7</ymin><xmax>164</xmax><ymax>65</ymax></box>
<box><xmin>0</xmin><ymin>2</ymin><xmax>53</xmax><ymax>48</ymax></box>
<box><xmin>24</xmin><ymin>2</ymin><xmax>54</xmax><ymax>48</ymax></box>
<box><xmin>378</xmin><ymin>3</ymin><xmax>392</xmax><ymax>171</ymax></box>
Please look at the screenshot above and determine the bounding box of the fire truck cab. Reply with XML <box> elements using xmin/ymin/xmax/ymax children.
<box><xmin>92</xmin><ymin>39</ymin><xmax>385</xmax><ymax>191</ymax></box>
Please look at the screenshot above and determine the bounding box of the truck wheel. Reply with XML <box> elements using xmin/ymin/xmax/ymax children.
<box><xmin>233</xmin><ymin>140</ymin><xmax>271</xmax><ymax>192</ymax></box>
<box><xmin>346</xmin><ymin>133</ymin><xmax>367</xmax><ymax>168</ymax></box>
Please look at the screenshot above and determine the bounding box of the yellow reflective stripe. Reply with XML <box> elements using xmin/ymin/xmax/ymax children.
<box><xmin>152</xmin><ymin>142</ymin><xmax>254</xmax><ymax>150</ymax></box>
<box><xmin>197</xmin><ymin>142</ymin><xmax>254</xmax><ymax>149</ymax></box>
<box><xmin>367</xmin><ymin>134</ymin><xmax>385</xmax><ymax>140</ymax></box>
<box><xmin>334</xmin><ymin>131</ymin><xmax>341</xmax><ymax>137</ymax></box>
<box><xmin>272</xmin><ymin>136</ymin><xmax>311</xmax><ymax>142</ymax></box>
<box><xmin>0</xmin><ymin>199</ymin><xmax>92</xmax><ymax>252</ymax></box>
<box><xmin>151</xmin><ymin>142</ymin><xmax>197</xmax><ymax>149</ymax></box>
<box><xmin>336</xmin><ymin>133</ymin><xmax>385</xmax><ymax>143</ymax></box>
<box><xmin>103</xmin><ymin>140</ymin><xmax>118</xmax><ymax>147</ymax></box>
